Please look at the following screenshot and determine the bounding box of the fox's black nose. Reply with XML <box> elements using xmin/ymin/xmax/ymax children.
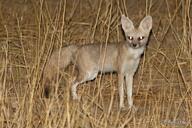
<box><xmin>132</xmin><ymin>43</ymin><xmax>137</xmax><ymax>48</ymax></box>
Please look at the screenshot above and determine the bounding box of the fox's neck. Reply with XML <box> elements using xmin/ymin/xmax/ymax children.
<box><xmin>125</xmin><ymin>44</ymin><xmax>145</xmax><ymax>59</ymax></box>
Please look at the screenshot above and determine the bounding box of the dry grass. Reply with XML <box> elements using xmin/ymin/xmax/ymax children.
<box><xmin>0</xmin><ymin>0</ymin><xmax>192</xmax><ymax>127</ymax></box>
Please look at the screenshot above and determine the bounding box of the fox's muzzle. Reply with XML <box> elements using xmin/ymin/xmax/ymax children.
<box><xmin>129</xmin><ymin>42</ymin><xmax>142</xmax><ymax>49</ymax></box>
<box><xmin>131</xmin><ymin>43</ymin><xmax>138</xmax><ymax>48</ymax></box>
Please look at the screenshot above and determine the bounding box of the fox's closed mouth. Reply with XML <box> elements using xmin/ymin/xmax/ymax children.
<box><xmin>129</xmin><ymin>43</ymin><xmax>142</xmax><ymax>49</ymax></box>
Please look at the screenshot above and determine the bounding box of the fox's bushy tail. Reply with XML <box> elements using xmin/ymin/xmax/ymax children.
<box><xmin>43</xmin><ymin>44</ymin><xmax>78</xmax><ymax>97</ymax></box>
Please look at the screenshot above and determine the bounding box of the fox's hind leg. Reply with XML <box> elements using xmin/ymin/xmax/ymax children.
<box><xmin>71</xmin><ymin>69</ymin><xmax>98</xmax><ymax>100</ymax></box>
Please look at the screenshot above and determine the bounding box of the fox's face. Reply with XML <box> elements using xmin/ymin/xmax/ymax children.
<box><xmin>121</xmin><ymin>15</ymin><xmax>152</xmax><ymax>49</ymax></box>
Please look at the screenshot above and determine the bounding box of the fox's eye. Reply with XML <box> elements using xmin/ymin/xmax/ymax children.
<box><xmin>127</xmin><ymin>36</ymin><xmax>133</xmax><ymax>40</ymax></box>
<box><xmin>138</xmin><ymin>36</ymin><xmax>144</xmax><ymax>40</ymax></box>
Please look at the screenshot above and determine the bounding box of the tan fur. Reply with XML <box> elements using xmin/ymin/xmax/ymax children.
<box><xmin>44</xmin><ymin>45</ymin><xmax>78</xmax><ymax>81</ymax></box>
<box><xmin>43</xmin><ymin>15</ymin><xmax>152</xmax><ymax>109</ymax></box>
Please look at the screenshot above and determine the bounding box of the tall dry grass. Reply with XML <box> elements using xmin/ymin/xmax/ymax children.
<box><xmin>0</xmin><ymin>0</ymin><xmax>191</xmax><ymax>127</ymax></box>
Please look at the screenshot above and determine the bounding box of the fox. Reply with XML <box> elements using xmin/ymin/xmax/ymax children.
<box><xmin>43</xmin><ymin>15</ymin><xmax>152</xmax><ymax>109</ymax></box>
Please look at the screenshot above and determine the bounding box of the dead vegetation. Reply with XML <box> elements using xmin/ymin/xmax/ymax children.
<box><xmin>0</xmin><ymin>0</ymin><xmax>192</xmax><ymax>127</ymax></box>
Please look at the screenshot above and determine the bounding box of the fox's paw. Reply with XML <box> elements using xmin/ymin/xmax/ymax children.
<box><xmin>128</xmin><ymin>105</ymin><xmax>138</xmax><ymax>113</ymax></box>
<box><xmin>119</xmin><ymin>104</ymin><xmax>125</xmax><ymax>110</ymax></box>
<box><xmin>120</xmin><ymin>105</ymin><xmax>138</xmax><ymax>113</ymax></box>
<box><xmin>72</xmin><ymin>95</ymin><xmax>81</xmax><ymax>101</ymax></box>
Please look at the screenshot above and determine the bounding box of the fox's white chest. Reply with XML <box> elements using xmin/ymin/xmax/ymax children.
<box><xmin>122</xmin><ymin>47</ymin><xmax>144</xmax><ymax>74</ymax></box>
<box><xmin>122</xmin><ymin>58</ymin><xmax>140</xmax><ymax>75</ymax></box>
<box><xmin>129</xmin><ymin>47</ymin><xmax>145</xmax><ymax>59</ymax></box>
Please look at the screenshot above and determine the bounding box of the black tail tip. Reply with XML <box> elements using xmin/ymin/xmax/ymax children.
<box><xmin>44</xmin><ymin>86</ymin><xmax>50</xmax><ymax>98</ymax></box>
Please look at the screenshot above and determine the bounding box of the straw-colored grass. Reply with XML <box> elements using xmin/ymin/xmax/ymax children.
<box><xmin>0</xmin><ymin>0</ymin><xmax>191</xmax><ymax>127</ymax></box>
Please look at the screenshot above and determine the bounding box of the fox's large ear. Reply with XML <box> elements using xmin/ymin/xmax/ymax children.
<box><xmin>139</xmin><ymin>15</ymin><xmax>152</xmax><ymax>32</ymax></box>
<box><xmin>121</xmin><ymin>15</ymin><xmax>134</xmax><ymax>33</ymax></box>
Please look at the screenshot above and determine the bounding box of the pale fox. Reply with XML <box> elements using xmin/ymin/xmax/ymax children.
<box><xmin>43</xmin><ymin>15</ymin><xmax>152</xmax><ymax>109</ymax></box>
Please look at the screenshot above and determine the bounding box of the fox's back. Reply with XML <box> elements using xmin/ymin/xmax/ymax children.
<box><xmin>74</xmin><ymin>43</ymin><xmax>119</xmax><ymax>72</ymax></box>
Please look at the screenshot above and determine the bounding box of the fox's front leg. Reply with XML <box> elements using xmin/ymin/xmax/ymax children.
<box><xmin>118</xmin><ymin>74</ymin><xmax>125</xmax><ymax>109</ymax></box>
<box><xmin>125</xmin><ymin>74</ymin><xmax>133</xmax><ymax>108</ymax></box>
